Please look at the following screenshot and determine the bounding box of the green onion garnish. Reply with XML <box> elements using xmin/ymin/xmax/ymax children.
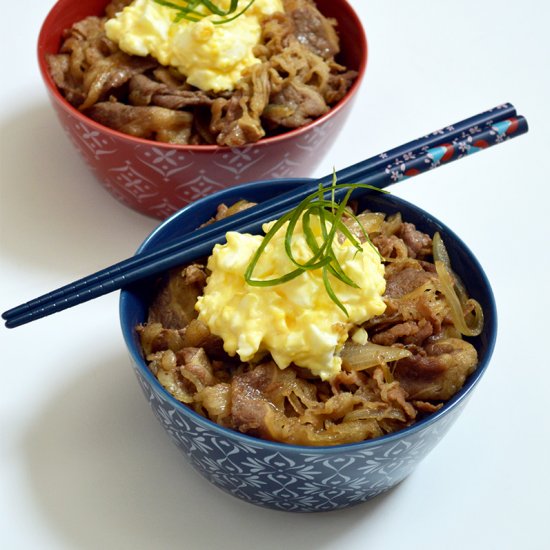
<box><xmin>153</xmin><ymin>0</ymin><xmax>257</xmax><ymax>24</ymax></box>
<box><xmin>244</xmin><ymin>175</ymin><xmax>387</xmax><ymax>316</ymax></box>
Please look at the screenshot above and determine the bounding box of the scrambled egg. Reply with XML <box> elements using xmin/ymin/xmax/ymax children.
<box><xmin>195</xmin><ymin>216</ymin><xmax>387</xmax><ymax>380</ymax></box>
<box><xmin>105</xmin><ymin>0</ymin><xmax>283</xmax><ymax>92</ymax></box>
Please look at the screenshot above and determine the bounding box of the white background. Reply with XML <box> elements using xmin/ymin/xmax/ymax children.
<box><xmin>1</xmin><ymin>1</ymin><xmax>549</xmax><ymax>549</ymax></box>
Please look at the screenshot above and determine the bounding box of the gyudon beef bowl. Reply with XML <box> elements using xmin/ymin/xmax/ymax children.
<box><xmin>38</xmin><ymin>0</ymin><xmax>367</xmax><ymax>219</ymax></box>
<box><xmin>120</xmin><ymin>178</ymin><xmax>496</xmax><ymax>512</ymax></box>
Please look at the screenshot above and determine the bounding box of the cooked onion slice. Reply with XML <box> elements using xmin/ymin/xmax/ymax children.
<box><xmin>340</xmin><ymin>342</ymin><xmax>412</xmax><ymax>371</ymax></box>
<box><xmin>432</xmin><ymin>232</ymin><xmax>484</xmax><ymax>337</ymax></box>
<box><xmin>433</xmin><ymin>232</ymin><xmax>469</xmax><ymax>303</ymax></box>
<box><xmin>435</xmin><ymin>259</ymin><xmax>484</xmax><ymax>337</ymax></box>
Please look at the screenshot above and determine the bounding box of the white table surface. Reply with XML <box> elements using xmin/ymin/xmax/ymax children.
<box><xmin>1</xmin><ymin>1</ymin><xmax>549</xmax><ymax>549</ymax></box>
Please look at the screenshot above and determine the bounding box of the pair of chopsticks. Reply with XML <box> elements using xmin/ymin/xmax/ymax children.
<box><xmin>2</xmin><ymin>103</ymin><xmax>528</xmax><ymax>328</ymax></box>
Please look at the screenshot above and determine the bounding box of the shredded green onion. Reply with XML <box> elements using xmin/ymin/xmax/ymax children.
<box><xmin>153</xmin><ymin>0</ymin><xmax>257</xmax><ymax>24</ymax></box>
<box><xmin>244</xmin><ymin>175</ymin><xmax>386</xmax><ymax>316</ymax></box>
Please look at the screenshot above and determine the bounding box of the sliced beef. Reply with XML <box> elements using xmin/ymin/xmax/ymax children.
<box><xmin>47</xmin><ymin>16</ymin><xmax>112</xmax><ymax>106</ymax></box>
<box><xmin>86</xmin><ymin>101</ymin><xmax>193</xmax><ymax>144</ymax></box>
<box><xmin>325</xmin><ymin>69</ymin><xmax>358</xmax><ymax>104</ymax></box>
<box><xmin>371</xmin><ymin>234</ymin><xmax>409</xmax><ymax>259</ymax></box>
<box><xmin>48</xmin><ymin>54</ymin><xmax>81</xmax><ymax>105</ymax></box>
<box><xmin>384</xmin><ymin>263</ymin><xmax>437</xmax><ymax>299</ymax></box>
<box><xmin>398</xmin><ymin>222</ymin><xmax>433</xmax><ymax>259</ymax></box>
<box><xmin>230</xmin><ymin>362</ymin><xmax>279</xmax><ymax>435</ymax></box>
<box><xmin>177</xmin><ymin>347</ymin><xmax>216</xmax><ymax>389</ymax></box>
<box><xmin>48</xmin><ymin>15</ymin><xmax>156</xmax><ymax>110</ymax></box>
<box><xmin>80</xmin><ymin>52</ymin><xmax>158</xmax><ymax>110</ymax></box>
<box><xmin>263</xmin><ymin>80</ymin><xmax>328</xmax><ymax>128</ymax></box>
<box><xmin>367</xmin><ymin>259</ymin><xmax>441</xmax><ymax>347</ymax></box>
<box><xmin>372</xmin><ymin>368</ymin><xmax>417</xmax><ymax>420</ymax></box>
<box><xmin>128</xmin><ymin>74</ymin><xmax>214</xmax><ymax>109</ymax></box>
<box><xmin>283</xmin><ymin>0</ymin><xmax>340</xmax><ymax>59</ymax></box>
<box><xmin>210</xmin><ymin>63</ymin><xmax>270</xmax><ymax>146</ymax></box>
<box><xmin>148</xmin><ymin>264</ymin><xmax>207</xmax><ymax>329</ymax></box>
<box><xmin>371</xmin><ymin>318</ymin><xmax>434</xmax><ymax>347</ymax></box>
<box><xmin>393</xmin><ymin>338</ymin><xmax>478</xmax><ymax>401</ymax></box>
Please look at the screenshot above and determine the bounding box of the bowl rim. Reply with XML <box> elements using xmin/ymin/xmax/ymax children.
<box><xmin>37</xmin><ymin>0</ymin><xmax>368</xmax><ymax>152</ymax></box>
<box><xmin>120</xmin><ymin>178</ymin><xmax>497</xmax><ymax>454</ymax></box>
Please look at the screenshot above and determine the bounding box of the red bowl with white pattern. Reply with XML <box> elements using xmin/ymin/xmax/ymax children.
<box><xmin>37</xmin><ymin>0</ymin><xmax>367</xmax><ymax>219</ymax></box>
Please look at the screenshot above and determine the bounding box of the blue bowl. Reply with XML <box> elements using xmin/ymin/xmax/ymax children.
<box><xmin>120</xmin><ymin>178</ymin><xmax>497</xmax><ymax>512</ymax></box>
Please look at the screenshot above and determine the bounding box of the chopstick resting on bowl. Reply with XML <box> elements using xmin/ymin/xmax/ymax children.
<box><xmin>2</xmin><ymin>104</ymin><xmax>528</xmax><ymax>328</ymax></box>
<box><xmin>3</xmin><ymin>102</ymin><xmax>519</xmax><ymax>322</ymax></box>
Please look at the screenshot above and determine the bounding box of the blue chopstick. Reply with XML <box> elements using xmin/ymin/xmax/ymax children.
<box><xmin>1</xmin><ymin>103</ymin><xmax>517</xmax><ymax>320</ymax></box>
<box><xmin>2</xmin><ymin>106</ymin><xmax>527</xmax><ymax>328</ymax></box>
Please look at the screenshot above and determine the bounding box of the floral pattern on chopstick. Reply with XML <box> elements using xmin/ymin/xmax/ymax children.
<box><xmin>381</xmin><ymin>114</ymin><xmax>527</xmax><ymax>183</ymax></box>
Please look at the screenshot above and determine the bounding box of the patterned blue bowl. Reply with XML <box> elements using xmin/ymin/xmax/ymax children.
<box><xmin>120</xmin><ymin>179</ymin><xmax>497</xmax><ymax>512</ymax></box>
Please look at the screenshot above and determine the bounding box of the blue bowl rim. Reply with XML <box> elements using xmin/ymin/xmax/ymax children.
<box><xmin>120</xmin><ymin>178</ymin><xmax>497</xmax><ymax>454</ymax></box>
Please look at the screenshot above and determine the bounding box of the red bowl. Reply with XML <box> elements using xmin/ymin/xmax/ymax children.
<box><xmin>38</xmin><ymin>0</ymin><xmax>367</xmax><ymax>219</ymax></box>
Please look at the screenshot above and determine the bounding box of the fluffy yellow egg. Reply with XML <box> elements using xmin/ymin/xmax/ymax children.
<box><xmin>195</xmin><ymin>216</ymin><xmax>387</xmax><ymax>380</ymax></box>
<box><xmin>105</xmin><ymin>0</ymin><xmax>283</xmax><ymax>92</ymax></box>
